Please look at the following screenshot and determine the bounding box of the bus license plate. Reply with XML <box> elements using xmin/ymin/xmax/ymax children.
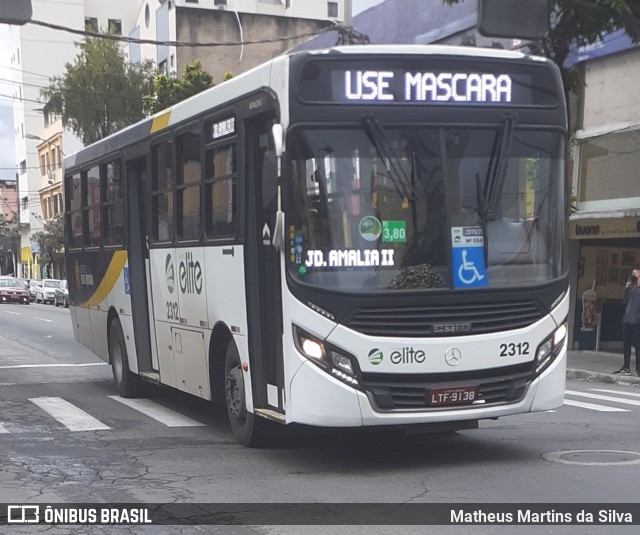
<box><xmin>429</xmin><ymin>386</ymin><xmax>478</xmax><ymax>406</ymax></box>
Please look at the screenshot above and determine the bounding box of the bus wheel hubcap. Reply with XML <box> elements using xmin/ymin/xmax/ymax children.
<box><xmin>226</xmin><ymin>367</ymin><xmax>245</xmax><ymax>420</ymax></box>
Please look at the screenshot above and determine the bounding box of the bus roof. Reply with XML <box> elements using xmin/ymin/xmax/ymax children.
<box><xmin>64</xmin><ymin>44</ymin><xmax>554</xmax><ymax>171</ymax></box>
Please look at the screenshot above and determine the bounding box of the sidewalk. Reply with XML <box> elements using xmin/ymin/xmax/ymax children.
<box><xmin>567</xmin><ymin>349</ymin><xmax>640</xmax><ymax>385</ymax></box>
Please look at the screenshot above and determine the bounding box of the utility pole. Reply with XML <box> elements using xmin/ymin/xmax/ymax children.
<box><xmin>337</xmin><ymin>0</ymin><xmax>369</xmax><ymax>45</ymax></box>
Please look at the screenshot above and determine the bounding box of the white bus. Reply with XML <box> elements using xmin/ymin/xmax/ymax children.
<box><xmin>64</xmin><ymin>45</ymin><xmax>569</xmax><ymax>446</ymax></box>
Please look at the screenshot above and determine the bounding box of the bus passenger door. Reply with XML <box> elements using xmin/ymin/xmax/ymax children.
<box><xmin>245</xmin><ymin>113</ymin><xmax>285</xmax><ymax>415</ymax></box>
<box><xmin>126</xmin><ymin>157</ymin><xmax>157</xmax><ymax>373</ymax></box>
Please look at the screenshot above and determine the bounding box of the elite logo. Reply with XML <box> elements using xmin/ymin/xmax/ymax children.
<box><xmin>368</xmin><ymin>348</ymin><xmax>384</xmax><ymax>365</ymax></box>
<box><xmin>165</xmin><ymin>254</ymin><xmax>174</xmax><ymax>294</ymax></box>
<box><xmin>368</xmin><ymin>347</ymin><xmax>427</xmax><ymax>365</ymax></box>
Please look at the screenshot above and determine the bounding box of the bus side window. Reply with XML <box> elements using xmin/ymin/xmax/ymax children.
<box><xmin>152</xmin><ymin>140</ymin><xmax>174</xmax><ymax>242</ymax></box>
<box><xmin>65</xmin><ymin>172</ymin><xmax>83</xmax><ymax>248</ymax></box>
<box><xmin>103</xmin><ymin>160</ymin><xmax>124</xmax><ymax>246</ymax></box>
<box><xmin>205</xmin><ymin>144</ymin><xmax>237</xmax><ymax>238</ymax></box>
<box><xmin>176</xmin><ymin>129</ymin><xmax>201</xmax><ymax>241</ymax></box>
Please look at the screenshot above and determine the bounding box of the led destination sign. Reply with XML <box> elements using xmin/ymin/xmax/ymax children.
<box><xmin>345</xmin><ymin>70</ymin><xmax>512</xmax><ymax>103</ymax></box>
<box><xmin>297</xmin><ymin>58</ymin><xmax>558</xmax><ymax>107</ymax></box>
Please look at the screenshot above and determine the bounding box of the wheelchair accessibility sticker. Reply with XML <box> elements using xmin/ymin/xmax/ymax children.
<box><xmin>451</xmin><ymin>227</ymin><xmax>487</xmax><ymax>288</ymax></box>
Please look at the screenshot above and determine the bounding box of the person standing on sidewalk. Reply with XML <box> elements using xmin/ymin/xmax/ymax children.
<box><xmin>615</xmin><ymin>268</ymin><xmax>640</xmax><ymax>376</ymax></box>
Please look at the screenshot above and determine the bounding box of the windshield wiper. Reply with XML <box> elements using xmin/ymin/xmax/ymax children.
<box><xmin>362</xmin><ymin>115</ymin><xmax>416</xmax><ymax>202</ymax></box>
<box><xmin>483</xmin><ymin>114</ymin><xmax>517</xmax><ymax>221</ymax></box>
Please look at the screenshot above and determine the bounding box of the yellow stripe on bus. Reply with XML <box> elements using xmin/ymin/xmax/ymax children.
<box><xmin>78</xmin><ymin>250</ymin><xmax>128</xmax><ymax>308</ymax></box>
<box><xmin>150</xmin><ymin>111</ymin><xmax>171</xmax><ymax>133</ymax></box>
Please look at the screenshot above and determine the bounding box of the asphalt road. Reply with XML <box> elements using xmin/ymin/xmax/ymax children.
<box><xmin>2</xmin><ymin>302</ymin><xmax>640</xmax><ymax>534</ymax></box>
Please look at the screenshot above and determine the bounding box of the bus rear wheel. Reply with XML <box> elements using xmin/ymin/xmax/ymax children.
<box><xmin>108</xmin><ymin>318</ymin><xmax>143</xmax><ymax>398</ymax></box>
<box><xmin>224</xmin><ymin>343</ymin><xmax>267</xmax><ymax>447</ymax></box>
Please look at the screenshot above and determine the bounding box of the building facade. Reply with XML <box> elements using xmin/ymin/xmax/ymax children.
<box><xmin>8</xmin><ymin>0</ymin><xmax>144</xmax><ymax>279</ymax></box>
<box><xmin>130</xmin><ymin>0</ymin><xmax>346</xmax><ymax>81</ymax></box>
<box><xmin>0</xmin><ymin>179</ymin><xmax>18</xmax><ymax>275</ymax></box>
<box><xmin>568</xmin><ymin>42</ymin><xmax>640</xmax><ymax>349</ymax></box>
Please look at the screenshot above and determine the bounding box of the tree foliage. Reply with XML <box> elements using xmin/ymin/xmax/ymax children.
<box><xmin>144</xmin><ymin>60</ymin><xmax>215</xmax><ymax>115</ymax></box>
<box><xmin>0</xmin><ymin>213</ymin><xmax>18</xmax><ymax>239</ymax></box>
<box><xmin>42</xmin><ymin>35</ymin><xmax>156</xmax><ymax>144</ymax></box>
<box><xmin>443</xmin><ymin>0</ymin><xmax>640</xmax><ymax>93</ymax></box>
<box><xmin>33</xmin><ymin>215</ymin><xmax>64</xmax><ymax>268</ymax></box>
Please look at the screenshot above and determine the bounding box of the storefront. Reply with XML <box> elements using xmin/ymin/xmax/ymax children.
<box><xmin>569</xmin><ymin>216</ymin><xmax>640</xmax><ymax>349</ymax></box>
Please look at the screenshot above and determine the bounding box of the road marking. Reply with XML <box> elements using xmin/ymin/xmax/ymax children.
<box><xmin>0</xmin><ymin>363</ymin><xmax>108</xmax><ymax>369</ymax></box>
<box><xmin>34</xmin><ymin>317</ymin><xmax>53</xmax><ymax>323</ymax></box>
<box><xmin>29</xmin><ymin>397</ymin><xmax>111</xmax><ymax>431</ymax></box>
<box><xmin>109</xmin><ymin>396</ymin><xmax>205</xmax><ymax>427</ymax></box>
<box><xmin>592</xmin><ymin>388</ymin><xmax>640</xmax><ymax>399</ymax></box>
<box><xmin>0</xmin><ymin>422</ymin><xmax>9</xmax><ymax>433</ymax></box>
<box><xmin>566</xmin><ymin>389</ymin><xmax>640</xmax><ymax>407</ymax></box>
<box><xmin>563</xmin><ymin>399</ymin><xmax>629</xmax><ymax>412</ymax></box>
<box><xmin>3</xmin><ymin>311</ymin><xmax>21</xmax><ymax>316</ymax></box>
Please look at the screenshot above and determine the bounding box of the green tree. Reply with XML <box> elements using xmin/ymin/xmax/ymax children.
<box><xmin>144</xmin><ymin>60</ymin><xmax>215</xmax><ymax>115</ymax></box>
<box><xmin>42</xmin><ymin>35</ymin><xmax>156</xmax><ymax>144</ymax></box>
<box><xmin>33</xmin><ymin>215</ymin><xmax>64</xmax><ymax>276</ymax></box>
<box><xmin>0</xmin><ymin>213</ymin><xmax>18</xmax><ymax>239</ymax></box>
<box><xmin>444</xmin><ymin>1</ymin><xmax>640</xmax><ymax>96</ymax></box>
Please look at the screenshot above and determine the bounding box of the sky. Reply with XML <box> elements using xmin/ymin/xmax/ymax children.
<box><xmin>353</xmin><ymin>0</ymin><xmax>386</xmax><ymax>15</ymax></box>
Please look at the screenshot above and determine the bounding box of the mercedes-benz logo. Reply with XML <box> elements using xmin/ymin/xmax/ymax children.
<box><xmin>445</xmin><ymin>347</ymin><xmax>462</xmax><ymax>366</ymax></box>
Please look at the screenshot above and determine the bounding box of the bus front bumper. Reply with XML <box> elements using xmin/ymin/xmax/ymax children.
<box><xmin>287</xmin><ymin>346</ymin><xmax>566</xmax><ymax>428</ymax></box>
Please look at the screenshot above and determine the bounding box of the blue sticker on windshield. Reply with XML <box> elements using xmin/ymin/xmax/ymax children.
<box><xmin>451</xmin><ymin>227</ymin><xmax>487</xmax><ymax>288</ymax></box>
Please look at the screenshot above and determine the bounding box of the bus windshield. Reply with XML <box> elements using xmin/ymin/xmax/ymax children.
<box><xmin>286</xmin><ymin>125</ymin><xmax>565</xmax><ymax>292</ymax></box>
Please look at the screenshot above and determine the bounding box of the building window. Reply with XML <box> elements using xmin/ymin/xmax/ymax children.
<box><xmin>159</xmin><ymin>60</ymin><xmax>168</xmax><ymax>74</ymax></box>
<box><xmin>21</xmin><ymin>196</ymin><xmax>28</xmax><ymax>211</ymax></box>
<box><xmin>85</xmin><ymin>17</ymin><xmax>98</xmax><ymax>32</ymax></box>
<box><xmin>214</xmin><ymin>0</ymin><xmax>227</xmax><ymax>5</ymax></box>
<box><xmin>19</xmin><ymin>160</ymin><xmax>26</xmax><ymax>175</ymax></box>
<box><xmin>328</xmin><ymin>2</ymin><xmax>338</xmax><ymax>17</ymax></box>
<box><xmin>578</xmin><ymin>128</ymin><xmax>640</xmax><ymax>205</ymax></box>
<box><xmin>108</xmin><ymin>19</ymin><xmax>122</xmax><ymax>35</ymax></box>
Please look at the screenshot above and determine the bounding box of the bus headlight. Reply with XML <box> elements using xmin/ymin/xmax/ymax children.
<box><xmin>535</xmin><ymin>322</ymin><xmax>567</xmax><ymax>374</ymax></box>
<box><xmin>293</xmin><ymin>325</ymin><xmax>361</xmax><ymax>388</ymax></box>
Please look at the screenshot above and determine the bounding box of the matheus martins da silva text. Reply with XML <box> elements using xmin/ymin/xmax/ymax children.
<box><xmin>451</xmin><ymin>508</ymin><xmax>633</xmax><ymax>524</ymax></box>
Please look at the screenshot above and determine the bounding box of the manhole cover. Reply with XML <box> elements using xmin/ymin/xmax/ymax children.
<box><xmin>543</xmin><ymin>450</ymin><xmax>640</xmax><ymax>466</ymax></box>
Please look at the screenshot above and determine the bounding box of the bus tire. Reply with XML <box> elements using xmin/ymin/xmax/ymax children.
<box><xmin>224</xmin><ymin>342</ymin><xmax>267</xmax><ymax>447</ymax></box>
<box><xmin>109</xmin><ymin>318</ymin><xmax>143</xmax><ymax>398</ymax></box>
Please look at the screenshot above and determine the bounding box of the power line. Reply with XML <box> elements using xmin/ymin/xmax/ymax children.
<box><xmin>29</xmin><ymin>18</ymin><xmax>336</xmax><ymax>48</ymax></box>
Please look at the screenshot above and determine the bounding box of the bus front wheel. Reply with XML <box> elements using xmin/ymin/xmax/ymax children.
<box><xmin>224</xmin><ymin>343</ymin><xmax>267</xmax><ymax>447</ymax></box>
<box><xmin>108</xmin><ymin>318</ymin><xmax>142</xmax><ymax>398</ymax></box>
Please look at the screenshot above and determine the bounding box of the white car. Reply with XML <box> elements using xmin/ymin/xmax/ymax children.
<box><xmin>35</xmin><ymin>279</ymin><xmax>62</xmax><ymax>304</ymax></box>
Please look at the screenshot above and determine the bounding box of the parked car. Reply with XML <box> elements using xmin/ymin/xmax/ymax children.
<box><xmin>54</xmin><ymin>280</ymin><xmax>69</xmax><ymax>308</ymax></box>
<box><xmin>0</xmin><ymin>277</ymin><xmax>30</xmax><ymax>304</ymax></box>
<box><xmin>29</xmin><ymin>279</ymin><xmax>42</xmax><ymax>302</ymax></box>
<box><xmin>35</xmin><ymin>279</ymin><xmax>62</xmax><ymax>304</ymax></box>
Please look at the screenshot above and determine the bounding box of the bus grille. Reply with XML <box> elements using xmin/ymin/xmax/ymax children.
<box><xmin>361</xmin><ymin>363</ymin><xmax>534</xmax><ymax>411</ymax></box>
<box><xmin>345</xmin><ymin>300</ymin><xmax>544</xmax><ymax>337</ymax></box>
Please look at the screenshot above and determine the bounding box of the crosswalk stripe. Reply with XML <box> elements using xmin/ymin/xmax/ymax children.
<box><xmin>30</xmin><ymin>397</ymin><xmax>111</xmax><ymax>431</ymax></box>
<box><xmin>0</xmin><ymin>422</ymin><xmax>8</xmax><ymax>433</ymax></box>
<box><xmin>563</xmin><ymin>399</ymin><xmax>629</xmax><ymax>412</ymax></box>
<box><xmin>108</xmin><ymin>396</ymin><xmax>205</xmax><ymax>427</ymax></box>
<box><xmin>565</xmin><ymin>390</ymin><xmax>640</xmax><ymax>407</ymax></box>
<box><xmin>591</xmin><ymin>389</ymin><xmax>640</xmax><ymax>399</ymax></box>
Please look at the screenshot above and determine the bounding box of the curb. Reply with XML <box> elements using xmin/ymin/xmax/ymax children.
<box><xmin>567</xmin><ymin>369</ymin><xmax>640</xmax><ymax>386</ymax></box>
